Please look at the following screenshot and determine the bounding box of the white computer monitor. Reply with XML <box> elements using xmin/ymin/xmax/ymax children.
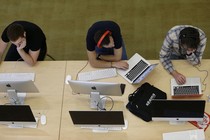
<box><xmin>0</xmin><ymin>105</ymin><xmax>36</xmax><ymax>126</ymax></box>
<box><xmin>0</xmin><ymin>80</ymin><xmax>39</xmax><ymax>105</ymax></box>
<box><xmin>69</xmin><ymin>111</ymin><xmax>125</xmax><ymax>127</ymax></box>
<box><xmin>69</xmin><ymin>110</ymin><xmax>125</xmax><ymax>132</ymax></box>
<box><xmin>68</xmin><ymin>80</ymin><xmax>126</xmax><ymax>109</ymax></box>
<box><xmin>151</xmin><ymin>99</ymin><xmax>205</xmax><ymax>123</ymax></box>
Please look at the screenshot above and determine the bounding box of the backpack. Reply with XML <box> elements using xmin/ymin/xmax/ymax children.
<box><xmin>126</xmin><ymin>82</ymin><xmax>167</xmax><ymax>122</ymax></box>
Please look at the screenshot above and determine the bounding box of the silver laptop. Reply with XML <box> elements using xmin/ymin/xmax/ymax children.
<box><xmin>117</xmin><ymin>53</ymin><xmax>158</xmax><ymax>84</ymax></box>
<box><xmin>171</xmin><ymin>77</ymin><xmax>202</xmax><ymax>97</ymax></box>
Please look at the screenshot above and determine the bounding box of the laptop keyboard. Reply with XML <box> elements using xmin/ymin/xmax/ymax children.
<box><xmin>125</xmin><ymin>60</ymin><xmax>148</xmax><ymax>81</ymax></box>
<box><xmin>173</xmin><ymin>85</ymin><xmax>200</xmax><ymax>96</ymax></box>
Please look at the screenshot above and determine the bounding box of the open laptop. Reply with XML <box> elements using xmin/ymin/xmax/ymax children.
<box><xmin>171</xmin><ymin>77</ymin><xmax>202</xmax><ymax>98</ymax></box>
<box><xmin>0</xmin><ymin>105</ymin><xmax>36</xmax><ymax>126</ymax></box>
<box><xmin>117</xmin><ymin>53</ymin><xmax>158</xmax><ymax>84</ymax></box>
<box><xmin>69</xmin><ymin>111</ymin><xmax>125</xmax><ymax>131</ymax></box>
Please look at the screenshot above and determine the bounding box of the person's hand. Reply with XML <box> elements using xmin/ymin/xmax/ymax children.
<box><xmin>16</xmin><ymin>39</ymin><xmax>26</xmax><ymax>50</ymax></box>
<box><xmin>171</xmin><ymin>70</ymin><xmax>186</xmax><ymax>85</ymax></box>
<box><xmin>186</xmin><ymin>49</ymin><xmax>196</xmax><ymax>56</ymax></box>
<box><xmin>112</xmin><ymin>61</ymin><xmax>129</xmax><ymax>70</ymax></box>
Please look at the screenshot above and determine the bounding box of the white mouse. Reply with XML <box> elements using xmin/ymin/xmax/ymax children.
<box><xmin>40</xmin><ymin>115</ymin><xmax>47</xmax><ymax>125</ymax></box>
<box><xmin>65</xmin><ymin>75</ymin><xmax>72</xmax><ymax>84</ymax></box>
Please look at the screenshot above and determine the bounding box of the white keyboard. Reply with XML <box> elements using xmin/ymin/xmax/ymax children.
<box><xmin>78</xmin><ymin>68</ymin><xmax>117</xmax><ymax>81</ymax></box>
<box><xmin>0</xmin><ymin>73</ymin><xmax>35</xmax><ymax>81</ymax></box>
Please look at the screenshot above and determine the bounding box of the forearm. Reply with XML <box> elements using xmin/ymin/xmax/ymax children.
<box><xmin>0</xmin><ymin>52</ymin><xmax>3</xmax><ymax>62</ymax></box>
<box><xmin>160</xmin><ymin>52</ymin><xmax>174</xmax><ymax>73</ymax></box>
<box><xmin>17</xmin><ymin>49</ymin><xmax>36</xmax><ymax>66</ymax></box>
<box><xmin>89</xmin><ymin>59</ymin><xmax>112</xmax><ymax>68</ymax></box>
<box><xmin>0</xmin><ymin>39</ymin><xmax>8</xmax><ymax>63</ymax></box>
<box><xmin>99</xmin><ymin>54</ymin><xmax>120</xmax><ymax>61</ymax></box>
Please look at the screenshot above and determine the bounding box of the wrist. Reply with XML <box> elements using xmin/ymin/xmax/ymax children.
<box><xmin>17</xmin><ymin>48</ymin><xmax>24</xmax><ymax>52</ymax></box>
<box><xmin>96</xmin><ymin>54</ymin><xmax>101</xmax><ymax>60</ymax></box>
<box><xmin>110</xmin><ymin>62</ymin><xmax>114</xmax><ymax>68</ymax></box>
<box><xmin>186</xmin><ymin>52</ymin><xmax>193</xmax><ymax>56</ymax></box>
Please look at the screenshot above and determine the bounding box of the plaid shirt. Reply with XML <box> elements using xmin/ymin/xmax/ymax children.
<box><xmin>159</xmin><ymin>25</ymin><xmax>207</xmax><ymax>73</ymax></box>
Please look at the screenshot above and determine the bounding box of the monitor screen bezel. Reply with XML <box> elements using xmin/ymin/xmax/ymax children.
<box><xmin>0</xmin><ymin>105</ymin><xmax>36</xmax><ymax>125</ymax></box>
<box><xmin>69</xmin><ymin>111</ymin><xmax>125</xmax><ymax>127</ymax></box>
<box><xmin>151</xmin><ymin>99</ymin><xmax>205</xmax><ymax>122</ymax></box>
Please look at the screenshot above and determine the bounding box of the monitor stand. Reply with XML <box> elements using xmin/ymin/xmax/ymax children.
<box><xmin>90</xmin><ymin>92</ymin><xmax>106</xmax><ymax>110</ymax></box>
<box><xmin>81</xmin><ymin>120</ymin><xmax>128</xmax><ymax>133</ymax></box>
<box><xmin>7</xmin><ymin>89</ymin><xmax>26</xmax><ymax>105</ymax></box>
<box><xmin>169</xmin><ymin>121</ymin><xmax>186</xmax><ymax>125</ymax></box>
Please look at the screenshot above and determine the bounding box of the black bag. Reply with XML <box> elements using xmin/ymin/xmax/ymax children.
<box><xmin>126</xmin><ymin>82</ymin><xmax>167</xmax><ymax>122</ymax></box>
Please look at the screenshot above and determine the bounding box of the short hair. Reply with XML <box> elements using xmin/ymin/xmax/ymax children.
<box><xmin>179</xmin><ymin>27</ymin><xmax>200</xmax><ymax>49</ymax></box>
<box><xmin>94</xmin><ymin>30</ymin><xmax>111</xmax><ymax>47</ymax></box>
<box><xmin>7</xmin><ymin>23</ymin><xmax>25</xmax><ymax>41</ymax></box>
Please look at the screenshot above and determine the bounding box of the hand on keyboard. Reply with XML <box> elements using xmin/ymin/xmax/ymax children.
<box><xmin>78</xmin><ymin>68</ymin><xmax>117</xmax><ymax>81</ymax></box>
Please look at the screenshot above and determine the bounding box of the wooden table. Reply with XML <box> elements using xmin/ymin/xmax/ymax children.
<box><xmin>60</xmin><ymin>60</ymin><xmax>210</xmax><ymax>140</ymax></box>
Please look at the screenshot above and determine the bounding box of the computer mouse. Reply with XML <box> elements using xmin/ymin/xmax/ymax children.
<box><xmin>65</xmin><ymin>75</ymin><xmax>72</xmax><ymax>84</ymax></box>
<box><xmin>40</xmin><ymin>115</ymin><xmax>47</xmax><ymax>125</ymax></box>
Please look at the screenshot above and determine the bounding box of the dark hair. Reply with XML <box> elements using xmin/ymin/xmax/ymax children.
<box><xmin>6</xmin><ymin>23</ymin><xmax>25</xmax><ymax>41</ymax></box>
<box><xmin>179</xmin><ymin>27</ymin><xmax>200</xmax><ymax>49</ymax></box>
<box><xmin>94</xmin><ymin>30</ymin><xmax>111</xmax><ymax>47</ymax></box>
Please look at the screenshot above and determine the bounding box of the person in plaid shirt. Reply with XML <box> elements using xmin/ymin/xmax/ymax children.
<box><xmin>159</xmin><ymin>25</ymin><xmax>207</xmax><ymax>85</ymax></box>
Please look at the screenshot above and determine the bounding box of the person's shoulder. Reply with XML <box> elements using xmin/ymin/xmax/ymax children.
<box><xmin>10</xmin><ymin>20</ymin><xmax>33</xmax><ymax>24</ymax></box>
<box><xmin>92</xmin><ymin>20</ymin><xmax>119</xmax><ymax>26</ymax></box>
<box><xmin>168</xmin><ymin>25</ymin><xmax>187</xmax><ymax>31</ymax></box>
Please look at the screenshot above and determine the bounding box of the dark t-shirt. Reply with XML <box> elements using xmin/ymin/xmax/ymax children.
<box><xmin>86</xmin><ymin>21</ymin><xmax>122</xmax><ymax>51</ymax></box>
<box><xmin>1</xmin><ymin>21</ymin><xmax>46</xmax><ymax>53</ymax></box>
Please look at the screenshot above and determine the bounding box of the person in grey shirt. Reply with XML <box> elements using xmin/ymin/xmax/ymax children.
<box><xmin>159</xmin><ymin>25</ymin><xmax>206</xmax><ymax>85</ymax></box>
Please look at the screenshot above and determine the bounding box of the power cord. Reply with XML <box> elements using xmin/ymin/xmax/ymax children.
<box><xmin>194</xmin><ymin>65</ymin><xmax>208</xmax><ymax>92</ymax></box>
<box><xmin>70</xmin><ymin>61</ymin><xmax>89</xmax><ymax>95</ymax></box>
<box><xmin>97</xmin><ymin>96</ymin><xmax>114</xmax><ymax>111</ymax></box>
<box><xmin>75</xmin><ymin>61</ymin><xmax>89</xmax><ymax>80</ymax></box>
<box><xmin>4</xmin><ymin>97</ymin><xmax>16</xmax><ymax>105</ymax></box>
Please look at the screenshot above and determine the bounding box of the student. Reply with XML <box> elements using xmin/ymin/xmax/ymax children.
<box><xmin>159</xmin><ymin>25</ymin><xmax>207</xmax><ymax>85</ymax></box>
<box><xmin>86</xmin><ymin>21</ymin><xmax>129</xmax><ymax>70</ymax></box>
<box><xmin>0</xmin><ymin>21</ymin><xmax>47</xmax><ymax>66</ymax></box>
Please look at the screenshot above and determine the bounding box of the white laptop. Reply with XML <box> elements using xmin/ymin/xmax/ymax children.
<box><xmin>163</xmin><ymin>129</ymin><xmax>205</xmax><ymax>140</ymax></box>
<box><xmin>117</xmin><ymin>53</ymin><xmax>158</xmax><ymax>84</ymax></box>
<box><xmin>171</xmin><ymin>77</ymin><xmax>202</xmax><ymax>97</ymax></box>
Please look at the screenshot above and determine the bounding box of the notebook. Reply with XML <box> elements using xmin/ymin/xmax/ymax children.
<box><xmin>163</xmin><ymin>129</ymin><xmax>205</xmax><ymax>140</ymax></box>
<box><xmin>171</xmin><ymin>77</ymin><xmax>202</xmax><ymax>97</ymax></box>
<box><xmin>117</xmin><ymin>53</ymin><xmax>158</xmax><ymax>84</ymax></box>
